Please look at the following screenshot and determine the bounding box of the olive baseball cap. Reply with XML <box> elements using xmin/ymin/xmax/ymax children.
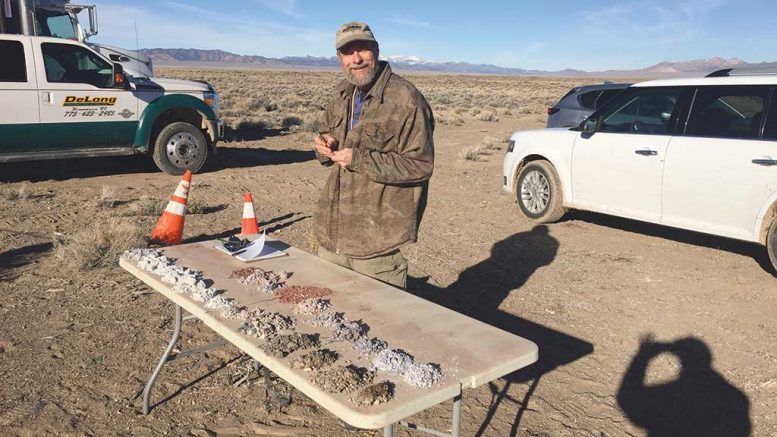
<box><xmin>335</xmin><ymin>21</ymin><xmax>377</xmax><ymax>50</ymax></box>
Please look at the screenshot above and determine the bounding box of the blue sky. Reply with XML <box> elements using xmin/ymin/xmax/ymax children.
<box><xmin>89</xmin><ymin>0</ymin><xmax>776</xmax><ymax>71</ymax></box>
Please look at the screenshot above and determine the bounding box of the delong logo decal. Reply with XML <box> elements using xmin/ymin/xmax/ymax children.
<box><xmin>63</xmin><ymin>96</ymin><xmax>117</xmax><ymax>107</ymax></box>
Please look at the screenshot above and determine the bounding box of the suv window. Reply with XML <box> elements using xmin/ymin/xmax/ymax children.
<box><xmin>42</xmin><ymin>42</ymin><xmax>113</xmax><ymax>88</ymax></box>
<box><xmin>597</xmin><ymin>88</ymin><xmax>681</xmax><ymax>135</ymax></box>
<box><xmin>686</xmin><ymin>86</ymin><xmax>768</xmax><ymax>139</ymax></box>
<box><xmin>595</xmin><ymin>90</ymin><xmax>621</xmax><ymax>109</ymax></box>
<box><xmin>578</xmin><ymin>91</ymin><xmax>600</xmax><ymax>109</ymax></box>
<box><xmin>0</xmin><ymin>40</ymin><xmax>27</xmax><ymax>82</ymax></box>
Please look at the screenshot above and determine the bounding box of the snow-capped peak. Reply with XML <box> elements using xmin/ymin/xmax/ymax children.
<box><xmin>383</xmin><ymin>55</ymin><xmax>432</xmax><ymax>65</ymax></box>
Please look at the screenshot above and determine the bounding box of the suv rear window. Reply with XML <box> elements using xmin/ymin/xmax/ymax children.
<box><xmin>595</xmin><ymin>90</ymin><xmax>621</xmax><ymax>109</ymax></box>
<box><xmin>578</xmin><ymin>91</ymin><xmax>600</xmax><ymax>109</ymax></box>
<box><xmin>0</xmin><ymin>40</ymin><xmax>27</xmax><ymax>82</ymax></box>
<box><xmin>685</xmin><ymin>86</ymin><xmax>768</xmax><ymax>139</ymax></box>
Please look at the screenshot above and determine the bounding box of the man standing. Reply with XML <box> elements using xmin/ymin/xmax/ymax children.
<box><xmin>313</xmin><ymin>21</ymin><xmax>434</xmax><ymax>289</ymax></box>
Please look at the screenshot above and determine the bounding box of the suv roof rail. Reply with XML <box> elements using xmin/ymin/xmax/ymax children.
<box><xmin>706</xmin><ymin>68</ymin><xmax>733</xmax><ymax>77</ymax></box>
<box><xmin>706</xmin><ymin>67</ymin><xmax>777</xmax><ymax>77</ymax></box>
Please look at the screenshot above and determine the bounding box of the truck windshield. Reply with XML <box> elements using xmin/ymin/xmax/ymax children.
<box><xmin>35</xmin><ymin>10</ymin><xmax>77</xmax><ymax>40</ymax></box>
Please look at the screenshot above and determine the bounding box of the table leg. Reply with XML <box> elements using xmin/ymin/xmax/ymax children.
<box><xmin>384</xmin><ymin>423</ymin><xmax>394</xmax><ymax>437</ymax></box>
<box><xmin>142</xmin><ymin>304</ymin><xmax>182</xmax><ymax>415</ymax></box>
<box><xmin>397</xmin><ymin>389</ymin><xmax>463</xmax><ymax>436</ymax></box>
<box><xmin>452</xmin><ymin>394</ymin><xmax>461</xmax><ymax>437</ymax></box>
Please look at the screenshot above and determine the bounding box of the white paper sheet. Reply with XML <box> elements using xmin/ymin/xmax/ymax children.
<box><xmin>213</xmin><ymin>233</ymin><xmax>287</xmax><ymax>262</ymax></box>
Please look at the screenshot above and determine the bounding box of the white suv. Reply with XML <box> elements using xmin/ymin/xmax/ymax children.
<box><xmin>502</xmin><ymin>71</ymin><xmax>777</xmax><ymax>271</ymax></box>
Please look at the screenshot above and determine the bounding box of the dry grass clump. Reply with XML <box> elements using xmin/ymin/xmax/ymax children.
<box><xmin>2</xmin><ymin>183</ymin><xmax>29</xmax><ymax>201</ymax></box>
<box><xmin>235</xmin><ymin>117</ymin><xmax>268</xmax><ymax>132</ymax></box>
<box><xmin>461</xmin><ymin>136</ymin><xmax>502</xmax><ymax>161</ymax></box>
<box><xmin>97</xmin><ymin>186</ymin><xmax>117</xmax><ymax>209</ymax></box>
<box><xmin>461</xmin><ymin>146</ymin><xmax>486</xmax><ymax>161</ymax></box>
<box><xmin>186</xmin><ymin>198</ymin><xmax>206</xmax><ymax>214</ymax></box>
<box><xmin>477</xmin><ymin>110</ymin><xmax>499</xmax><ymax>122</ymax></box>
<box><xmin>481</xmin><ymin>136</ymin><xmax>502</xmax><ymax>152</ymax></box>
<box><xmin>129</xmin><ymin>196</ymin><xmax>166</xmax><ymax>216</ymax></box>
<box><xmin>281</xmin><ymin>115</ymin><xmax>304</xmax><ymax>131</ymax></box>
<box><xmin>54</xmin><ymin>219</ymin><xmax>146</xmax><ymax>270</ymax></box>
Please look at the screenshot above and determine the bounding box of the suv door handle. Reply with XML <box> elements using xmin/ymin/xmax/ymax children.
<box><xmin>752</xmin><ymin>158</ymin><xmax>777</xmax><ymax>166</ymax></box>
<box><xmin>634</xmin><ymin>149</ymin><xmax>658</xmax><ymax>156</ymax></box>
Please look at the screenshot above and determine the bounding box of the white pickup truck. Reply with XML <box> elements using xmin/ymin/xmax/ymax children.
<box><xmin>0</xmin><ymin>34</ymin><xmax>224</xmax><ymax>174</ymax></box>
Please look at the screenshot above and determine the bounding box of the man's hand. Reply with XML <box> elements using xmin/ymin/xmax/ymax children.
<box><xmin>330</xmin><ymin>148</ymin><xmax>353</xmax><ymax>168</ymax></box>
<box><xmin>314</xmin><ymin>133</ymin><xmax>337</xmax><ymax>158</ymax></box>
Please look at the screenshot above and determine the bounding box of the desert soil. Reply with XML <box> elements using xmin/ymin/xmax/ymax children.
<box><xmin>1</xmin><ymin>70</ymin><xmax>776</xmax><ymax>437</ymax></box>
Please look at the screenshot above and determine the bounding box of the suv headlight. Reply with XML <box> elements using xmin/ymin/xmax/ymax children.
<box><xmin>204</xmin><ymin>91</ymin><xmax>219</xmax><ymax>117</ymax></box>
<box><xmin>507</xmin><ymin>139</ymin><xmax>516</xmax><ymax>153</ymax></box>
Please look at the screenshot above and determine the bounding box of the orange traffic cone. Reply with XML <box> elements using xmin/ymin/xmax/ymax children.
<box><xmin>149</xmin><ymin>170</ymin><xmax>192</xmax><ymax>245</ymax></box>
<box><xmin>241</xmin><ymin>192</ymin><xmax>260</xmax><ymax>235</ymax></box>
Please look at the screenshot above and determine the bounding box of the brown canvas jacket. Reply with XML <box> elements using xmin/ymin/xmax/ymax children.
<box><xmin>314</xmin><ymin>61</ymin><xmax>435</xmax><ymax>258</ymax></box>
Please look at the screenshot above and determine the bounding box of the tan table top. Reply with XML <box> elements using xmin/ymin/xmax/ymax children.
<box><xmin>120</xmin><ymin>238</ymin><xmax>538</xmax><ymax>429</ymax></box>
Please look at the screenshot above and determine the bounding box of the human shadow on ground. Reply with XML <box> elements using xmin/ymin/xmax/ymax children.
<box><xmin>407</xmin><ymin>225</ymin><xmax>594</xmax><ymax>437</ymax></box>
<box><xmin>617</xmin><ymin>335</ymin><xmax>751</xmax><ymax>436</ymax></box>
<box><xmin>566</xmin><ymin>210</ymin><xmax>775</xmax><ymax>275</ymax></box>
<box><xmin>0</xmin><ymin>242</ymin><xmax>54</xmax><ymax>280</ymax></box>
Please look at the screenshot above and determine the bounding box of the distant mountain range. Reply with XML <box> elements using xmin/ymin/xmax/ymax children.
<box><xmin>140</xmin><ymin>48</ymin><xmax>777</xmax><ymax>78</ymax></box>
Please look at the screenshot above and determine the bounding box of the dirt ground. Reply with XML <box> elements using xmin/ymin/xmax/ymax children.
<box><xmin>1</xmin><ymin>74</ymin><xmax>776</xmax><ymax>436</ymax></box>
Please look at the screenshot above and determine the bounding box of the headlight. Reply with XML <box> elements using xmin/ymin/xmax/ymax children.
<box><xmin>204</xmin><ymin>91</ymin><xmax>219</xmax><ymax>117</ymax></box>
<box><xmin>507</xmin><ymin>139</ymin><xmax>515</xmax><ymax>153</ymax></box>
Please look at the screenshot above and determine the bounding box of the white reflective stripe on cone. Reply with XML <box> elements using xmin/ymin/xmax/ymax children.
<box><xmin>243</xmin><ymin>203</ymin><xmax>256</xmax><ymax>218</ymax></box>
<box><xmin>165</xmin><ymin>201</ymin><xmax>187</xmax><ymax>216</ymax></box>
<box><xmin>173</xmin><ymin>181</ymin><xmax>190</xmax><ymax>198</ymax></box>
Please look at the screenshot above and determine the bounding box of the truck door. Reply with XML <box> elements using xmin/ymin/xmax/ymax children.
<box><xmin>32</xmin><ymin>39</ymin><xmax>138</xmax><ymax>150</ymax></box>
<box><xmin>0</xmin><ymin>36</ymin><xmax>39</xmax><ymax>153</ymax></box>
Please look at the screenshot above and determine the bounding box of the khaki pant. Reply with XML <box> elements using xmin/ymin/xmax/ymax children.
<box><xmin>317</xmin><ymin>247</ymin><xmax>408</xmax><ymax>289</ymax></box>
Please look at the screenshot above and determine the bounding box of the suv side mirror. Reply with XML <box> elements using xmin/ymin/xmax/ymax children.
<box><xmin>112</xmin><ymin>63</ymin><xmax>127</xmax><ymax>89</ymax></box>
<box><xmin>582</xmin><ymin>117</ymin><xmax>598</xmax><ymax>133</ymax></box>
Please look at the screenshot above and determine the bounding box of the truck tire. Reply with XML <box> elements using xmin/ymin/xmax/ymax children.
<box><xmin>516</xmin><ymin>160</ymin><xmax>566</xmax><ymax>223</ymax></box>
<box><xmin>153</xmin><ymin>122</ymin><xmax>208</xmax><ymax>175</ymax></box>
<box><xmin>768</xmin><ymin>219</ymin><xmax>777</xmax><ymax>275</ymax></box>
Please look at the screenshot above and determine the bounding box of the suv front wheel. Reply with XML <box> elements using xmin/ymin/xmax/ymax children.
<box><xmin>516</xmin><ymin>160</ymin><xmax>566</xmax><ymax>223</ymax></box>
<box><xmin>153</xmin><ymin>121</ymin><xmax>208</xmax><ymax>175</ymax></box>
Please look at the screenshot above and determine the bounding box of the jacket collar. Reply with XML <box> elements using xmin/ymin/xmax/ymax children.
<box><xmin>337</xmin><ymin>61</ymin><xmax>392</xmax><ymax>103</ymax></box>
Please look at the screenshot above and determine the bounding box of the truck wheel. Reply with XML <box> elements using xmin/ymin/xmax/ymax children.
<box><xmin>153</xmin><ymin>122</ymin><xmax>208</xmax><ymax>175</ymax></box>
<box><xmin>768</xmin><ymin>219</ymin><xmax>777</xmax><ymax>274</ymax></box>
<box><xmin>516</xmin><ymin>160</ymin><xmax>566</xmax><ymax>223</ymax></box>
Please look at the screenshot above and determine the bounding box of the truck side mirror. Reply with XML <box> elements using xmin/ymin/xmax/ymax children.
<box><xmin>87</xmin><ymin>6</ymin><xmax>99</xmax><ymax>37</ymax></box>
<box><xmin>113</xmin><ymin>64</ymin><xmax>127</xmax><ymax>89</ymax></box>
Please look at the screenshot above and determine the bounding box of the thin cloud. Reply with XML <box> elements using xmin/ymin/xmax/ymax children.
<box><xmin>161</xmin><ymin>1</ymin><xmax>212</xmax><ymax>15</ymax></box>
<box><xmin>387</xmin><ymin>16</ymin><xmax>441</xmax><ymax>31</ymax></box>
<box><xmin>252</xmin><ymin>0</ymin><xmax>304</xmax><ymax>19</ymax></box>
<box><xmin>581</xmin><ymin>0</ymin><xmax>726</xmax><ymax>46</ymax></box>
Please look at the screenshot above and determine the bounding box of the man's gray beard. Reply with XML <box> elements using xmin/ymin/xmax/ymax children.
<box><xmin>345</xmin><ymin>63</ymin><xmax>379</xmax><ymax>88</ymax></box>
